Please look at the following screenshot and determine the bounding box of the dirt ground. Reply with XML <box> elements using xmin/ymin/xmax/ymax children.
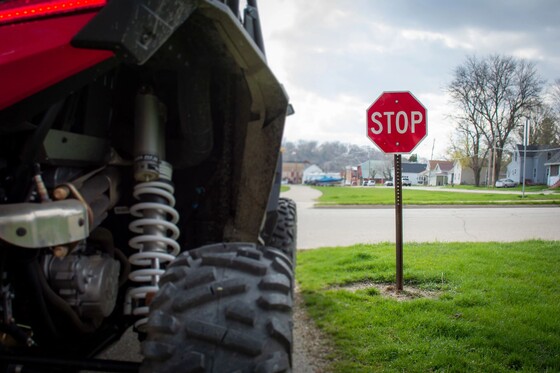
<box><xmin>292</xmin><ymin>286</ymin><xmax>333</xmax><ymax>373</ymax></box>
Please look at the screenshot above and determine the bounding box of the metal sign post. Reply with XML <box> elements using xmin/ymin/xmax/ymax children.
<box><xmin>394</xmin><ymin>154</ymin><xmax>403</xmax><ymax>291</ymax></box>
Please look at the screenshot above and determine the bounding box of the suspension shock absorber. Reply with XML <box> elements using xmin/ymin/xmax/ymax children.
<box><xmin>125</xmin><ymin>89</ymin><xmax>180</xmax><ymax>330</ymax></box>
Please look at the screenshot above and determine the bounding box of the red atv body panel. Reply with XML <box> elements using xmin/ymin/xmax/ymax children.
<box><xmin>0</xmin><ymin>12</ymin><xmax>113</xmax><ymax>110</ymax></box>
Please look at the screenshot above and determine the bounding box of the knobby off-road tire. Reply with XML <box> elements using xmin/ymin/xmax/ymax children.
<box><xmin>140</xmin><ymin>243</ymin><xmax>294</xmax><ymax>373</ymax></box>
<box><xmin>263</xmin><ymin>198</ymin><xmax>297</xmax><ymax>263</ymax></box>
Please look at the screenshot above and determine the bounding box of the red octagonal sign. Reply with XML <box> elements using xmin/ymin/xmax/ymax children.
<box><xmin>366</xmin><ymin>91</ymin><xmax>427</xmax><ymax>154</ymax></box>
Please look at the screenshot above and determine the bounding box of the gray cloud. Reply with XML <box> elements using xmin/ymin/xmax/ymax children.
<box><xmin>259</xmin><ymin>0</ymin><xmax>560</xmax><ymax>157</ymax></box>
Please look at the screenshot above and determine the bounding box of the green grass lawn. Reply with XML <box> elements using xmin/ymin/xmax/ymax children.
<box><xmin>314</xmin><ymin>186</ymin><xmax>560</xmax><ymax>205</ymax></box>
<box><xmin>444</xmin><ymin>184</ymin><xmax>557</xmax><ymax>193</ymax></box>
<box><xmin>297</xmin><ymin>241</ymin><xmax>560</xmax><ymax>372</ymax></box>
<box><xmin>280</xmin><ymin>185</ymin><xmax>290</xmax><ymax>193</ymax></box>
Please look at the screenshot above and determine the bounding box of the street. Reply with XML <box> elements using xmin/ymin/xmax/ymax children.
<box><xmin>282</xmin><ymin>185</ymin><xmax>560</xmax><ymax>249</ymax></box>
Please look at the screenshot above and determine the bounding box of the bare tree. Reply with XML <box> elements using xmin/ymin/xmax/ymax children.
<box><xmin>550</xmin><ymin>79</ymin><xmax>560</xmax><ymax>114</ymax></box>
<box><xmin>514</xmin><ymin>104</ymin><xmax>559</xmax><ymax>146</ymax></box>
<box><xmin>447</xmin><ymin>57</ymin><xmax>491</xmax><ymax>186</ymax></box>
<box><xmin>448</xmin><ymin>119</ymin><xmax>488</xmax><ymax>186</ymax></box>
<box><xmin>282</xmin><ymin>140</ymin><xmax>382</xmax><ymax>172</ymax></box>
<box><xmin>448</xmin><ymin>55</ymin><xmax>544</xmax><ymax>183</ymax></box>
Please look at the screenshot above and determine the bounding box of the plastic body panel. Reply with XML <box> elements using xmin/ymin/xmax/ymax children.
<box><xmin>0</xmin><ymin>13</ymin><xmax>113</xmax><ymax>110</ymax></box>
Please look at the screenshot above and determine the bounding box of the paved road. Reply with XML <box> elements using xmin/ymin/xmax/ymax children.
<box><xmin>282</xmin><ymin>185</ymin><xmax>560</xmax><ymax>249</ymax></box>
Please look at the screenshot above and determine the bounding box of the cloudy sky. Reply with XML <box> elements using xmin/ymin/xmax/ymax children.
<box><xmin>257</xmin><ymin>0</ymin><xmax>560</xmax><ymax>159</ymax></box>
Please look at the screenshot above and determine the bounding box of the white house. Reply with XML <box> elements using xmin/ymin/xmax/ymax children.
<box><xmin>421</xmin><ymin>160</ymin><xmax>455</xmax><ymax>186</ymax></box>
<box><xmin>451</xmin><ymin>161</ymin><xmax>490</xmax><ymax>185</ymax></box>
<box><xmin>544</xmin><ymin>151</ymin><xmax>560</xmax><ymax>187</ymax></box>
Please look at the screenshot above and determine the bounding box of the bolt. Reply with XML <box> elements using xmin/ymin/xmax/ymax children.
<box><xmin>53</xmin><ymin>246</ymin><xmax>69</xmax><ymax>258</ymax></box>
<box><xmin>141</xmin><ymin>33</ymin><xmax>152</xmax><ymax>44</ymax></box>
<box><xmin>78</xmin><ymin>218</ymin><xmax>85</xmax><ymax>227</ymax></box>
<box><xmin>16</xmin><ymin>227</ymin><xmax>26</xmax><ymax>237</ymax></box>
<box><xmin>53</xmin><ymin>186</ymin><xmax>70</xmax><ymax>200</ymax></box>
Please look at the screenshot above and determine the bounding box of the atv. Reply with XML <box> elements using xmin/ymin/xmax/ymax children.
<box><xmin>0</xmin><ymin>0</ymin><xmax>297</xmax><ymax>371</ymax></box>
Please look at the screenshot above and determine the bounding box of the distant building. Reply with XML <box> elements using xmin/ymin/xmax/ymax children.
<box><xmin>450</xmin><ymin>161</ymin><xmax>490</xmax><ymax>186</ymax></box>
<box><xmin>422</xmin><ymin>160</ymin><xmax>455</xmax><ymax>186</ymax></box>
<box><xmin>391</xmin><ymin>162</ymin><xmax>427</xmax><ymax>185</ymax></box>
<box><xmin>344</xmin><ymin>166</ymin><xmax>360</xmax><ymax>186</ymax></box>
<box><xmin>360</xmin><ymin>160</ymin><xmax>392</xmax><ymax>184</ymax></box>
<box><xmin>545</xmin><ymin>151</ymin><xmax>560</xmax><ymax>187</ymax></box>
<box><xmin>507</xmin><ymin>144</ymin><xmax>560</xmax><ymax>185</ymax></box>
<box><xmin>282</xmin><ymin>161</ymin><xmax>307</xmax><ymax>184</ymax></box>
<box><xmin>302</xmin><ymin>164</ymin><xmax>323</xmax><ymax>183</ymax></box>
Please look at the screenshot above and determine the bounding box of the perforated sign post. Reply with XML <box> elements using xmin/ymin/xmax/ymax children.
<box><xmin>366</xmin><ymin>91</ymin><xmax>427</xmax><ymax>291</ymax></box>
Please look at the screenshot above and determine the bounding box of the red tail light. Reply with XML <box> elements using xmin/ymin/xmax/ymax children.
<box><xmin>0</xmin><ymin>0</ymin><xmax>107</xmax><ymax>24</ymax></box>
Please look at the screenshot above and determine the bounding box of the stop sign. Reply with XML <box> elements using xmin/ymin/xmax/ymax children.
<box><xmin>366</xmin><ymin>91</ymin><xmax>427</xmax><ymax>153</ymax></box>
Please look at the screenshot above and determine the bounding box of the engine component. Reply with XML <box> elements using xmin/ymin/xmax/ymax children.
<box><xmin>44</xmin><ymin>249</ymin><xmax>120</xmax><ymax>323</ymax></box>
<box><xmin>54</xmin><ymin>167</ymin><xmax>121</xmax><ymax>230</ymax></box>
<box><xmin>0</xmin><ymin>200</ymin><xmax>88</xmax><ymax>248</ymax></box>
<box><xmin>40</xmin><ymin>129</ymin><xmax>111</xmax><ymax>166</ymax></box>
<box><xmin>32</xmin><ymin>164</ymin><xmax>51</xmax><ymax>202</ymax></box>
<box><xmin>0</xmin><ymin>279</ymin><xmax>33</xmax><ymax>347</ymax></box>
<box><xmin>133</xmin><ymin>90</ymin><xmax>165</xmax><ymax>183</ymax></box>
<box><xmin>125</xmin><ymin>91</ymin><xmax>180</xmax><ymax>330</ymax></box>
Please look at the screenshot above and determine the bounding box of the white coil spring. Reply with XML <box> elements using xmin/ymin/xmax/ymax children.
<box><xmin>126</xmin><ymin>181</ymin><xmax>180</xmax><ymax>329</ymax></box>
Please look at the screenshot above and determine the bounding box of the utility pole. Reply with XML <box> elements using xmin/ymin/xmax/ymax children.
<box><xmin>522</xmin><ymin>118</ymin><xmax>528</xmax><ymax>198</ymax></box>
<box><xmin>491</xmin><ymin>141</ymin><xmax>498</xmax><ymax>188</ymax></box>
<box><xmin>488</xmin><ymin>142</ymin><xmax>495</xmax><ymax>188</ymax></box>
<box><xmin>428</xmin><ymin>139</ymin><xmax>435</xmax><ymax>186</ymax></box>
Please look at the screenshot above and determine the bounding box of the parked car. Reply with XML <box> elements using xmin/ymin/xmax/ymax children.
<box><xmin>496</xmin><ymin>178</ymin><xmax>517</xmax><ymax>188</ymax></box>
<box><xmin>384</xmin><ymin>179</ymin><xmax>411</xmax><ymax>186</ymax></box>
<box><xmin>365</xmin><ymin>180</ymin><xmax>376</xmax><ymax>186</ymax></box>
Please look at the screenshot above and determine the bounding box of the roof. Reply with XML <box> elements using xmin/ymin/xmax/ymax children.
<box><xmin>401</xmin><ymin>162</ymin><xmax>427</xmax><ymax>173</ymax></box>
<box><xmin>428</xmin><ymin>160</ymin><xmax>454</xmax><ymax>172</ymax></box>
<box><xmin>545</xmin><ymin>150</ymin><xmax>560</xmax><ymax>166</ymax></box>
<box><xmin>304</xmin><ymin>164</ymin><xmax>323</xmax><ymax>172</ymax></box>
<box><xmin>516</xmin><ymin>144</ymin><xmax>560</xmax><ymax>158</ymax></box>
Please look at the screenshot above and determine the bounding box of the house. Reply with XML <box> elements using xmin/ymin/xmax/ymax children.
<box><xmin>544</xmin><ymin>151</ymin><xmax>560</xmax><ymax>187</ymax></box>
<box><xmin>450</xmin><ymin>161</ymin><xmax>490</xmax><ymax>185</ymax></box>
<box><xmin>282</xmin><ymin>161</ymin><xmax>307</xmax><ymax>184</ymax></box>
<box><xmin>506</xmin><ymin>144</ymin><xmax>560</xmax><ymax>185</ymax></box>
<box><xmin>344</xmin><ymin>166</ymin><xmax>360</xmax><ymax>186</ymax></box>
<box><xmin>391</xmin><ymin>162</ymin><xmax>428</xmax><ymax>185</ymax></box>
<box><xmin>421</xmin><ymin>160</ymin><xmax>455</xmax><ymax>186</ymax></box>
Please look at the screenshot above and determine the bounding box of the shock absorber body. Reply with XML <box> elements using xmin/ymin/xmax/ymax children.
<box><xmin>125</xmin><ymin>89</ymin><xmax>180</xmax><ymax>330</ymax></box>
